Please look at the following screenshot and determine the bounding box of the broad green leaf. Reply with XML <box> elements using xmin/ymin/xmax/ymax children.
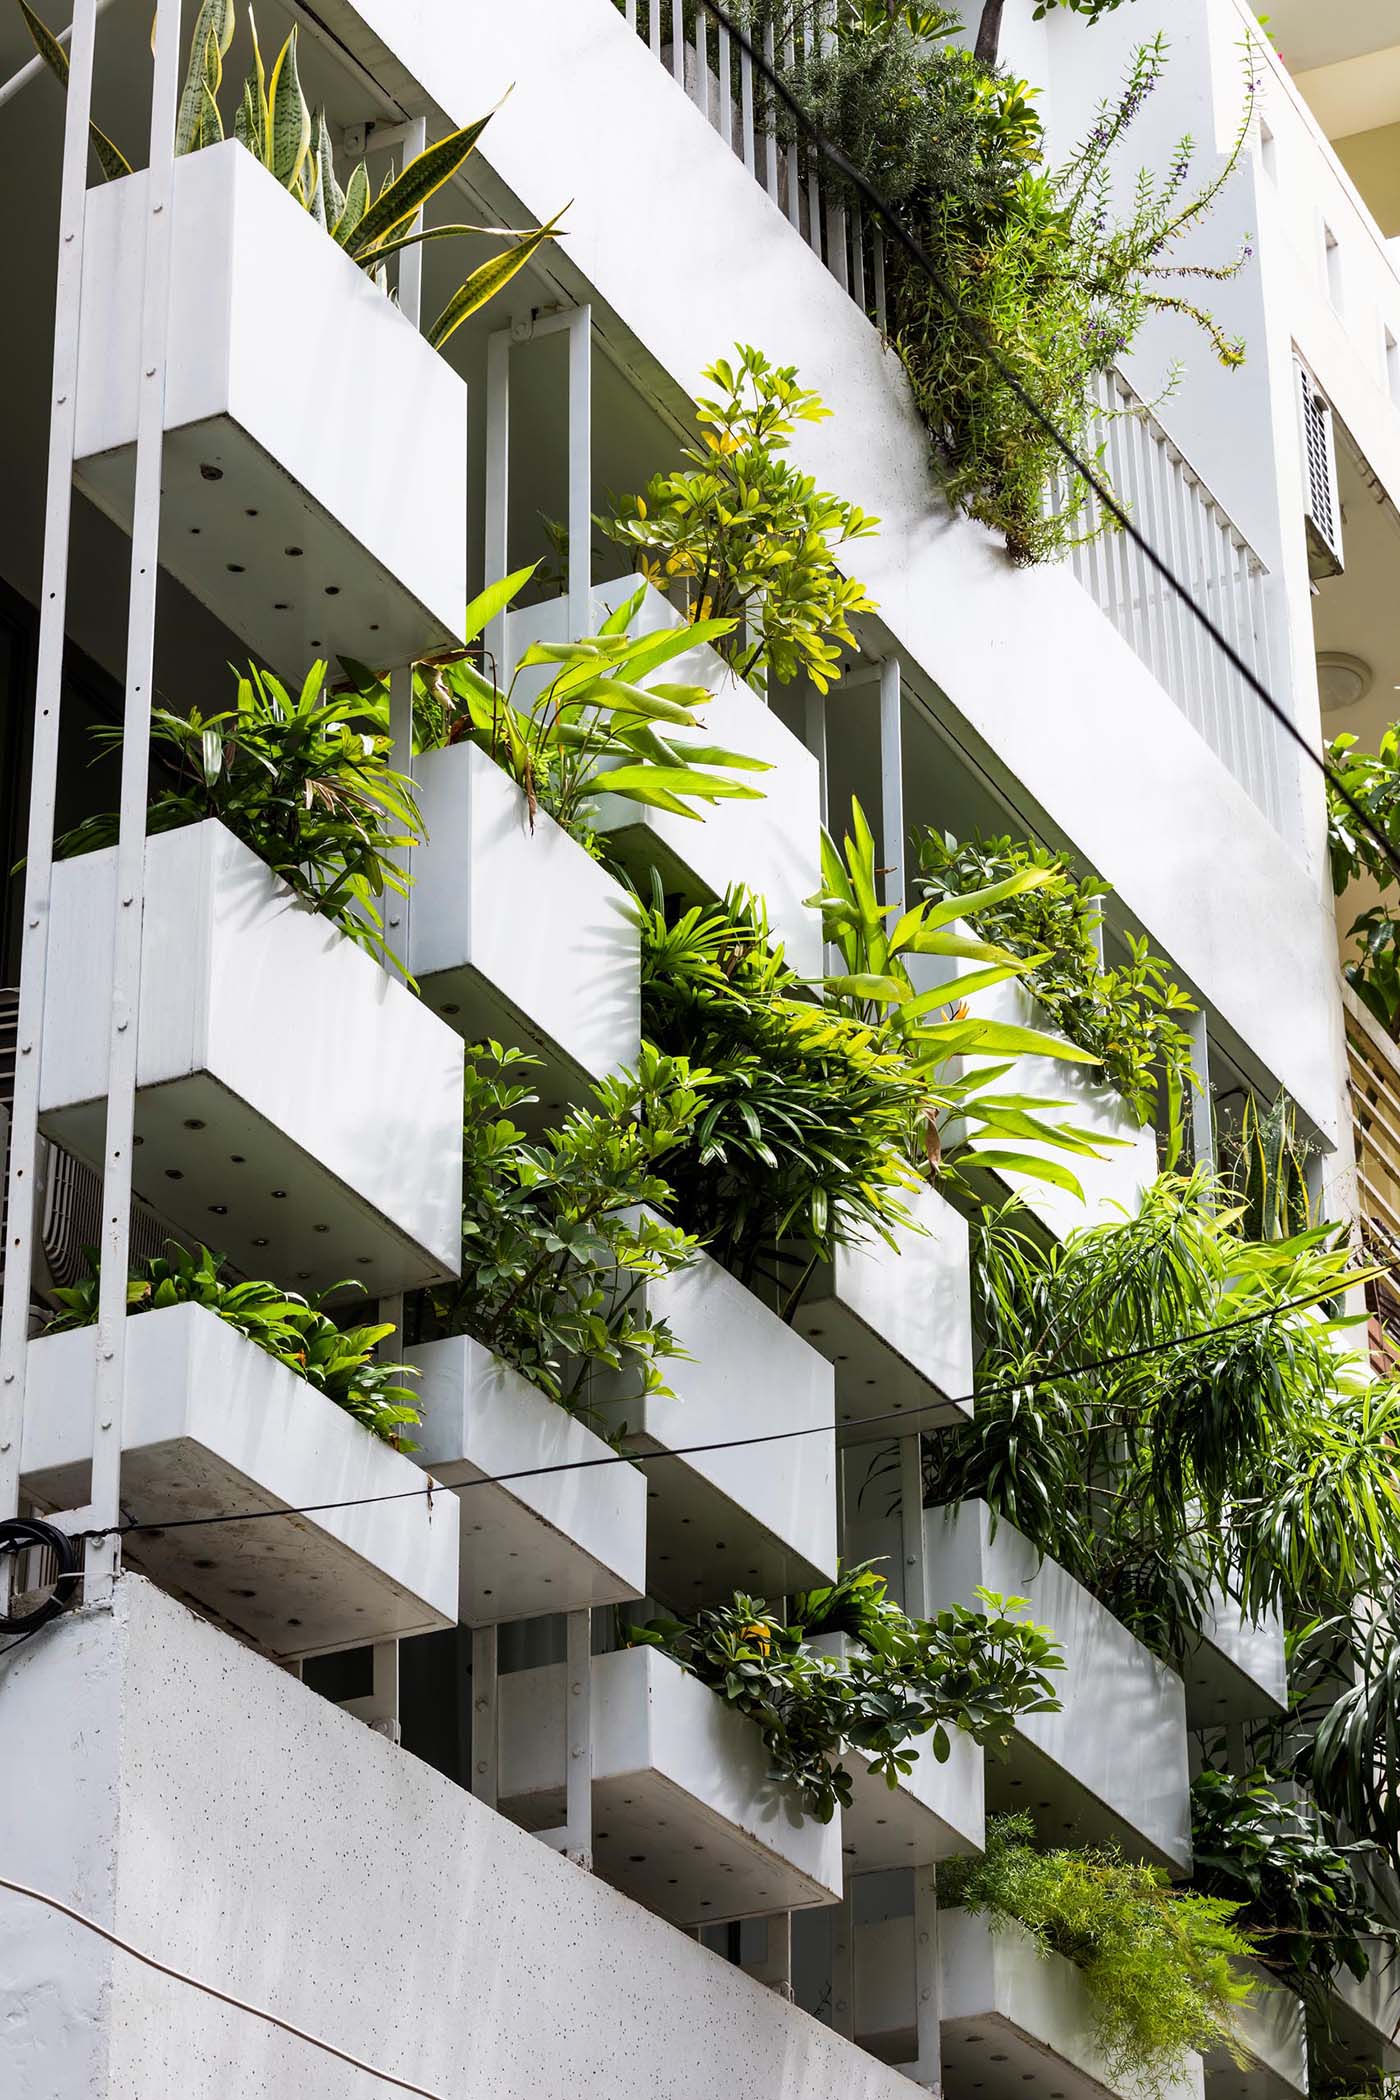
<box><xmin>463</xmin><ymin>565</ymin><xmax>538</xmax><ymax>644</ymax></box>
<box><xmin>964</xmin><ymin>1148</ymin><xmax>1086</xmax><ymax>1199</ymax></box>
<box><xmin>600</xmin><ymin>584</ymin><xmax>649</xmax><ymax>637</ymax></box>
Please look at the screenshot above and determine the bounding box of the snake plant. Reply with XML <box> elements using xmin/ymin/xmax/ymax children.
<box><xmin>16</xmin><ymin>0</ymin><xmax>562</xmax><ymax>351</ymax></box>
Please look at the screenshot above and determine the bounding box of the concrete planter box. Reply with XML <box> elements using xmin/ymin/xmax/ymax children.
<box><xmin>924</xmin><ymin>1503</ymin><xmax>1191</xmax><ymax>1871</ymax></box>
<box><xmin>591</xmin><ymin>1248</ymin><xmax>837</xmax><ymax>1603</ymax></box>
<box><xmin>410</xmin><ymin>741</ymin><xmax>640</xmax><ymax>1108</ymax></box>
<box><xmin>20</xmin><ymin>1303</ymin><xmax>458</xmax><ymax>1657</ymax></box>
<box><xmin>1181</xmin><ymin>1597</ymin><xmax>1288</xmax><ymax>1729</ymax></box>
<box><xmin>908</xmin><ymin>962</ymin><xmax>1159</xmax><ymax>1238</ymax></box>
<box><xmin>791</xmin><ymin>1183</ymin><xmax>974</xmax><ymax>1441</ymax></box>
<box><xmin>498</xmin><ymin>1643</ymin><xmax>844</xmax><ymax>1926</ymax></box>
<box><xmin>808</xmin><ymin>1633</ymin><xmax>984</xmax><ymax>1872</ymax></box>
<box><xmin>1321</xmin><ymin>1943</ymin><xmax>1400</xmax><ymax>2089</ymax></box>
<box><xmin>406</xmin><ymin>1333</ymin><xmax>646</xmax><ymax>1624</ymax></box>
<box><xmin>75</xmin><ymin>140</ymin><xmax>467</xmax><ymax>671</ymax></box>
<box><xmin>506</xmin><ymin>575</ymin><xmax>823</xmax><ymax>977</ymax></box>
<box><xmin>39</xmin><ymin>820</ymin><xmax>463</xmax><ymax>1298</ymax></box>
<box><xmin>1207</xmin><ymin>1962</ymin><xmax>1307</xmax><ymax>2100</ymax></box>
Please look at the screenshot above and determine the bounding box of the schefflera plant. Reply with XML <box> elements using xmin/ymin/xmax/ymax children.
<box><xmin>16</xmin><ymin>0</ymin><xmax>563</xmax><ymax>351</ymax></box>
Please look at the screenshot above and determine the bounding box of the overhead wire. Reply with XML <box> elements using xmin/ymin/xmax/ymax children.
<box><xmin>0</xmin><ymin>1876</ymin><xmax>445</xmax><ymax>2099</ymax></box>
<box><xmin>0</xmin><ymin>1286</ymin><xmax>1343</xmax><ymax>1555</ymax></box>
<box><xmin>694</xmin><ymin>0</ymin><xmax>1400</xmax><ymax>890</ymax></box>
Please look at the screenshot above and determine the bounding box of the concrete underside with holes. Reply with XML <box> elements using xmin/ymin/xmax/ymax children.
<box><xmin>0</xmin><ymin>1574</ymin><xmax>920</xmax><ymax>2100</ymax></box>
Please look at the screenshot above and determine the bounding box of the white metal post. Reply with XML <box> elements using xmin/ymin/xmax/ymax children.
<box><xmin>879</xmin><ymin>656</ymin><xmax>905</xmax><ymax>916</ymax></box>
<box><xmin>747</xmin><ymin>1912</ymin><xmax>793</xmax><ymax>1999</ymax></box>
<box><xmin>908</xmin><ymin>1864</ymin><xmax>942</xmax><ymax>2090</ymax></box>
<box><xmin>566</xmin><ymin>306</ymin><xmax>592</xmax><ymax>646</ymax></box>
<box><xmin>803</xmin><ymin>683</ymin><xmax>829</xmax><ymax>832</ymax></box>
<box><xmin>830</xmin><ymin>1889</ymin><xmax>855</xmax><ymax>2039</ymax></box>
<box><xmin>899</xmin><ymin>1431</ymin><xmax>927</xmax><ymax>1621</ymax></box>
<box><xmin>484</xmin><ymin>326</ymin><xmax>511</xmax><ymax>680</ymax></box>
<box><xmin>561</xmin><ymin>1605</ymin><xmax>593</xmax><ymax>1869</ymax></box>
<box><xmin>86</xmin><ymin>0</ymin><xmax>184</xmax><ymax>1600</ymax></box>
<box><xmin>1188</xmin><ymin>1009</ymin><xmax>1214</xmax><ymax>1174</ymax></box>
<box><xmin>471</xmin><ymin>1624</ymin><xmax>499</xmax><ymax>1808</ymax></box>
<box><xmin>0</xmin><ymin>0</ymin><xmax>100</xmax><ymax>1528</ymax></box>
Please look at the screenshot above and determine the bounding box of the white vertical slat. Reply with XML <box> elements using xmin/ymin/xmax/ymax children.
<box><xmin>625</xmin><ymin>0</ymin><xmax>636</xmax><ymax>32</ymax></box>
<box><xmin>1170</xmin><ymin>460</ymin><xmax>1212</xmax><ymax>751</ymax></box>
<box><xmin>802</xmin><ymin>15</ymin><xmax>822</xmax><ymax>252</ymax></box>
<box><xmin>717</xmin><ymin>22</ymin><xmax>733</xmax><ymax>151</ymax></box>
<box><xmin>471</xmin><ymin>1625</ymin><xmax>499</xmax><ymax>1807</ymax></box>
<box><xmin>1127</xmin><ymin>406</ymin><xmax>1168</xmax><ymax>692</ymax></box>
<box><xmin>879</xmin><ymin>657</ymin><xmax>905</xmax><ymax>916</ymax></box>
<box><xmin>694</xmin><ymin>7</ymin><xmax>709</xmax><ymax>122</ymax></box>
<box><xmin>1153</xmin><ymin>435</ymin><xmax>1192</xmax><ymax>728</ymax></box>
<box><xmin>672</xmin><ymin>0</ymin><xmax>686</xmax><ymax>82</ymax></box>
<box><xmin>762</xmin><ymin>20</ymin><xmax>780</xmax><ymax>199</ymax></box>
<box><xmin>851</xmin><ymin>210</ymin><xmax>867</xmax><ymax>314</ymax></box>
<box><xmin>568</xmin><ymin>306</ymin><xmax>593</xmax><ymax>648</ymax></box>
<box><xmin>740</xmin><ymin>36</ymin><xmax>756</xmax><ymax>177</ymax></box>
<box><xmin>649</xmin><ymin>0</ymin><xmax>662</xmax><ymax>58</ymax></box>
<box><xmin>484</xmin><ymin>327</ymin><xmax>512</xmax><ymax>680</ymax></box>
<box><xmin>0</xmin><ymin>0</ymin><xmax>101</xmax><ymax>1526</ymax></box>
<box><xmin>782</xmin><ymin>24</ymin><xmax>800</xmax><ymax>225</ymax></box>
<box><xmin>87</xmin><ymin>0</ymin><xmax>186</xmax><ymax>1585</ymax></box>
<box><xmin>873</xmin><ymin>227</ymin><xmax>887</xmax><ymax>333</ymax></box>
<box><xmin>1103</xmin><ymin>386</ymin><xmax>1141</xmax><ymax>659</ymax></box>
<box><xmin>1193</xmin><ymin>491</ymin><xmax>1234</xmax><ymax>784</ymax></box>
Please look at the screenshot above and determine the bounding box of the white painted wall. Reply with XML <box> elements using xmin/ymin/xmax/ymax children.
<box><xmin>0</xmin><ymin>1575</ymin><xmax>916</xmax><ymax>2100</ymax></box>
<box><xmin>309</xmin><ymin>0</ymin><xmax>1346</xmax><ymax>1145</ymax></box>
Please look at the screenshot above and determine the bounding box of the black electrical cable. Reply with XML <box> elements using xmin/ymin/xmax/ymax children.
<box><xmin>693</xmin><ymin>0</ymin><xmax>1400</xmax><ymax>890</ymax></box>
<box><xmin>0</xmin><ymin>1516</ymin><xmax>79</xmax><ymax>1638</ymax></box>
<box><xmin>10</xmin><ymin>1286</ymin><xmax>1338</xmax><ymax>1553</ymax></box>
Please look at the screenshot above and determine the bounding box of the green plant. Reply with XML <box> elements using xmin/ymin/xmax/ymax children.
<box><xmin>1217</xmin><ymin>1091</ymin><xmax>1314</xmax><ymax>1242</ymax></box>
<box><xmin>637</xmin><ymin>879</ymin><xmax>928</xmax><ymax>1301</ymax></box>
<box><xmin>599</xmin><ymin>345</ymin><xmax>878</xmax><ymax>693</ymax></box>
<box><xmin>45</xmin><ymin>1242</ymin><xmax>419</xmax><ymax>1444</ymax></box>
<box><xmin>1190</xmin><ymin>1766</ymin><xmax>1384</xmax><ymax>1996</ymax></box>
<box><xmin>345</xmin><ymin>568</ymin><xmax>769</xmax><ymax>849</ymax></box>
<box><xmin>776</xmin><ymin>11</ymin><xmax>1253</xmax><ymax>562</ymax></box>
<box><xmin>629</xmin><ymin>1576</ymin><xmax>1064</xmax><ymax>1823</ymax></box>
<box><xmin>941</xmin><ymin>1814</ymin><xmax>1255</xmax><ymax>2097</ymax></box>
<box><xmin>926</xmin><ymin>1175</ymin><xmax>1385</xmax><ymax>1666</ymax></box>
<box><xmin>17</xmin><ymin>0</ymin><xmax>562</xmax><ymax>351</ymax></box>
<box><xmin>53</xmin><ymin>660</ymin><xmax>419</xmax><ymax>977</ymax></box>
<box><xmin>813</xmin><ymin>799</ymin><xmax>1122</xmax><ymax>1199</ymax></box>
<box><xmin>914</xmin><ymin>830</ymin><xmax>1197</xmax><ymax>1128</ymax></box>
<box><xmin>423</xmin><ymin>1041</ymin><xmax>703</xmax><ymax>1420</ymax></box>
<box><xmin>1327</xmin><ymin>725</ymin><xmax>1400</xmax><ymax>1040</ymax></box>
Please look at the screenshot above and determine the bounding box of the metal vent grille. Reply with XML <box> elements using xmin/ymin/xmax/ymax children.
<box><xmin>1296</xmin><ymin>362</ymin><xmax>1344</xmax><ymax>579</ymax></box>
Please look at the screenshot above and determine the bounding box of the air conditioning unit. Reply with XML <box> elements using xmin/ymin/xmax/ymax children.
<box><xmin>1296</xmin><ymin>359</ymin><xmax>1344</xmax><ymax>580</ymax></box>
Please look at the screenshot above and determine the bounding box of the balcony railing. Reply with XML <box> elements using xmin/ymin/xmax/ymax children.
<box><xmin>1346</xmin><ymin>987</ymin><xmax>1400</xmax><ymax>1296</ymax></box>
<box><xmin>624</xmin><ymin>0</ymin><xmax>1293</xmax><ymax>842</ymax></box>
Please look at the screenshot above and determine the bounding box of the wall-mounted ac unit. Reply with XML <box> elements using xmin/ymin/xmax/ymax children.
<box><xmin>1296</xmin><ymin>359</ymin><xmax>1344</xmax><ymax>581</ymax></box>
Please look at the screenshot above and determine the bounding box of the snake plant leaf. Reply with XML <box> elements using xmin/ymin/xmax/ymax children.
<box><xmin>331</xmin><ymin>161</ymin><xmax>370</xmax><ymax>246</ymax></box>
<box><xmin>355</xmin><ymin>219</ymin><xmax>550</xmax><ymax>266</ymax></box>
<box><xmin>312</xmin><ymin>107</ymin><xmax>344</xmax><ymax>232</ymax></box>
<box><xmin>13</xmin><ymin>0</ymin><xmax>133</xmax><ymax>179</ymax></box>
<box><xmin>347</xmin><ymin>107</ymin><xmax>504</xmax><ymax>258</ymax></box>
<box><xmin>173</xmin><ymin>0</ymin><xmax>234</xmax><ymax>158</ymax></box>
<box><xmin>426</xmin><ymin>208</ymin><xmax>569</xmax><ymax>352</ymax></box>
<box><xmin>266</xmin><ymin>26</ymin><xmax>311</xmax><ymax>192</ymax></box>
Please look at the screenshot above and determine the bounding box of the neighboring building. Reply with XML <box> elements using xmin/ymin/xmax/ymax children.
<box><xmin>1</xmin><ymin>2</ymin><xmax>1397</xmax><ymax>2097</ymax></box>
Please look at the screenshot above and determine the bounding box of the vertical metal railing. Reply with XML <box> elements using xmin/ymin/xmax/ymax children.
<box><xmin>623</xmin><ymin>2</ymin><xmax>1289</xmax><ymax>840</ymax></box>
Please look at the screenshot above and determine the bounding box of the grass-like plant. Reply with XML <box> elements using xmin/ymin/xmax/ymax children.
<box><xmin>629</xmin><ymin>1572</ymin><xmax>1064</xmax><ymax>1823</ymax></box>
<box><xmin>45</xmin><ymin>1242</ymin><xmax>420</xmax><ymax>1445</ymax></box>
<box><xmin>16</xmin><ymin>0</ymin><xmax>562</xmax><ymax>351</ymax></box>
<box><xmin>914</xmin><ymin>829</ymin><xmax>1197</xmax><ymax>1129</ymax></box>
<box><xmin>53</xmin><ymin>660</ymin><xmax>419</xmax><ymax>978</ymax></box>
<box><xmin>422</xmin><ymin>1041</ymin><xmax>703</xmax><ymax>1421</ymax></box>
<box><xmin>599</xmin><ymin>345</ymin><xmax>878</xmax><ymax>693</ymax></box>
<box><xmin>941</xmin><ymin>1814</ymin><xmax>1256</xmax><ymax>2096</ymax></box>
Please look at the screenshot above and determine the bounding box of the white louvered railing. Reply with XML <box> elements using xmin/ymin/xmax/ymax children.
<box><xmin>622</xmin><ymin>0</ymin><xmax>1295</xmax><ymax>844</ymax></box>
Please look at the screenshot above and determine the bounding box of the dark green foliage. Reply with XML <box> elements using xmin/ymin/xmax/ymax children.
<box><xmin>637</xmin><ymin>881</ymin><xmax>927</xmax><ymax>1297</ymax></box>
<box><xmin>53</xmin><ymin>661</ymin><xmax>419</xmax><ymax>976</ymax></box>
<box><xmin>915</xmin><ymin>829</ymin><xmax>1197</xmax><ymax>1126</ymax></box>
<box><xmin>630</xmin><ymin>1569</ymin><xmax>1064</xmax><ymax>1822</ymax></box>
<box><xmin>423</xmin><ymin>1042</ymin><xmax>702</xmax><ymax>1420</ymax></box>
<box><xmin>1190</xmin><ymin>1766</ymin><xmax>1384</xmax><ymax>1995</ymax></box>
<box><xmin>1327</xmin><ymin>725</ymin><xmax>1400</xmax><ymax>1038</ymax></box>
<box><xmin>942</xmin><ymin>1814</ymin><xmax>1256</xmax><ymax>2096</ymax></box>
<box><xmin>45</xmin><ymin>1242</ymin><xmax>420</xmax><ymax>1445</ymax></box>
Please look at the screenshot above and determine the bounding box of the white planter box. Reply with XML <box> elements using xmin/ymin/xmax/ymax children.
<box><xmin>1207</xmin><ymin>1963</ymin><xmax>1307</xmax><ymax>2100</ymax></box>
<box><xmin>20</xmin><ymin>1303</ymin><xmax>458</xmax><ymax>1657</ymax></box>
<box><xmin>406</xmin><ymin>1334</ymin><xmax>646</xmax><ymax>1624</ymax></box>
<box><xmin>75</xmin><ymin>140</ymin><xmax>467</xmax><ymax>670</ymax></box>
<box><xmin>1181</xmin><ymin>1597</ymin><xmax>1288</xmax><ymax>1729</ymax></box>
<box><xmin>506</xmin><ymin>576</ymin><xmax>823</xmax><ymax>977</ymax></box>
<box><xmin>591</xmin><ymin>1248</ymin><xmax>837</xmax><ymax>1602</ymax></box>
<box><xmin>791</xmin><ymin>1184</ymin><xmax>974</xmax><ymax>1441</ymax></box>
<box><xmin>39</xmin><ymin>820</ymin><xmax>463</xmax><ymax>1297</ymax></box>
<box><xmin>924</xmin><ymin>1503</ymin><xmax>1191</xmax><ymax>1871</ymax></box>
<box><xmin>808</xmin><ymin>1633</ymin><xmax>984</xmax><ymax>1872</ymax></box>
<box><xmin>1323</xmin><ymin>1944</ymin><xmax>1400</xmax><ymax>2087</ymax></box>
<box><xmin>908</xmin><ymin>961</ymin><xmax>1159</xmax><ymax>1238</ymax></box>
<box><xmin>410</xmin><ymin>741</ymin><xmax>640</xmax><ymax>1108</ymax></box>
<box><xmin>498</xmin><ymin>1643</ymin><xmax>844</xmax><ymax>1926</ymax></box>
